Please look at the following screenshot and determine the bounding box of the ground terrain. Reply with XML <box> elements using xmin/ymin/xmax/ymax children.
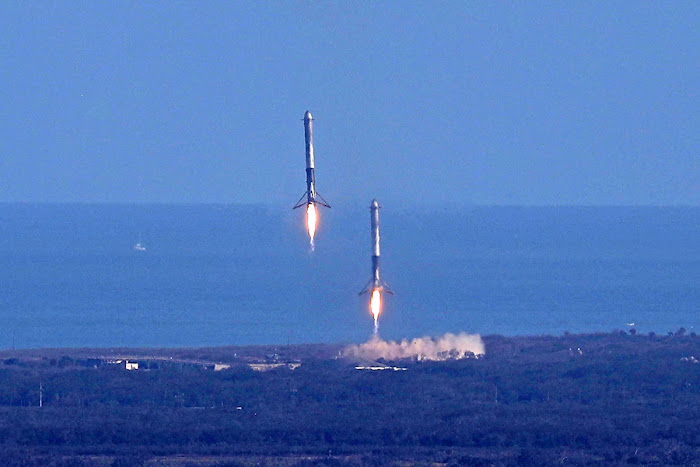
<box><xmin>0</xmin><ymin>331</ymin><xmax>698</xmax><ymax>466</ymax></box>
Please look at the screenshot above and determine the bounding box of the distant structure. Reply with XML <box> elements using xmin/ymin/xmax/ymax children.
<box><xmin>108</xmin><ymin>359</ymin><xmax>139</xmax><ymax>370</ymax></box>
<box><xmin>249</xmin><ymin>363</ymin><xmax>301</xmax><ymax>372</ymax></box>
<box><xmin>355</xmin><ymin>365</ymin><xmax>407</xmax><ymax>371</ymax></box>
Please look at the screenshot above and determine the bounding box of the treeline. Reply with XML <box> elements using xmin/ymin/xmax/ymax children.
<box><xmin>0</xmin><ymin>332</ymin><xmax>698</xmax><ymax>465</ymax></box>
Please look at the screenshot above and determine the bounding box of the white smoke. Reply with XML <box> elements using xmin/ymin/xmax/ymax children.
<box><xmin>344</xmin><ymin>332</ymin><xmax>485</xmax><ymax>362</ymax></box>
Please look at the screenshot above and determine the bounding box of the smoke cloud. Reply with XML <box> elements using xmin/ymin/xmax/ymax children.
<box><xmin>344</xmin><ymin>332</ymin><xmax>485</xmax><ymax>362</ymax></box>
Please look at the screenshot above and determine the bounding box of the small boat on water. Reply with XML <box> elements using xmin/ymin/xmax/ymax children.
<box><xmin>133</xmin><ymin>242</ymin><xmax>146</xmax><ymax>252</ymax></box>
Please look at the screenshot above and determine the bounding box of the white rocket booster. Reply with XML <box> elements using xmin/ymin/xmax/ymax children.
<box><xmin>293</xmin><ymin>111</ymin><xmax>330</xmax><ymax>209</ymax></box>
<box><xmin>360</xmin><ymin>199</ymin><xmax>393</xmax><ymax>295</ymax></box>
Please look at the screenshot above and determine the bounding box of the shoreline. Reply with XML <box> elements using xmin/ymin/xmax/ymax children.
<box><xmin>1</xmin><ymin>329</ymin><xmax>694</xmax><ymax>362</ymax></box>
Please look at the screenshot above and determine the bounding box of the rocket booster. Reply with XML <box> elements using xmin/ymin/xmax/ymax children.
<box><xmin>360</xmin><ymin>199</ymin><xmax>393</xmax><ymax>295</ymax></box>
<box><xmin>294</xmin><ymin>111</ymin><xmax>330</xmax><ymax>209</ymax></box>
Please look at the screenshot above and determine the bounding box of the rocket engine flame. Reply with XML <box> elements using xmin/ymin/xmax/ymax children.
<box><xmin>306</xmin><ymin>203</ymin><xmax>317</xmax><ymax>249</ymax></box>
<box><xmin>370</xmin><ymin>289</ymin><xmax>381</xmax><ymax>333</ymax></box>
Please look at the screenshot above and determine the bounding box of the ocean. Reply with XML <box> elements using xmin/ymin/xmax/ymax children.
<box><xmin>0</xmin><ymin>203</ymin><xmax>697</xmax><ymax>349</ymax></box>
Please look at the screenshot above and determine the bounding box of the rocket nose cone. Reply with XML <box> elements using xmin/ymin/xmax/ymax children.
<box><xmin>371</xmin><ymin>199</ymin><xmax>380</xmax><ymax>209</ymax></box>
<box><xmin>304</xmin><ymin>110</ymin><xmax>313</xmax><ymax>120</ymax></box>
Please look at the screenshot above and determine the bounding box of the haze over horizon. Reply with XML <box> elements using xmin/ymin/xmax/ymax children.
<box><xmin>1</xmin><ymin>2</ymin><xmax>698</xmax><ymax>206</ymax></box>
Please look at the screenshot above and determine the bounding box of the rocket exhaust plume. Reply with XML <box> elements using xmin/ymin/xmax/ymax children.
<box><xmin>293</xmin><ymin>111</ymin><xmax>330</xmax><ymax>249</ymax></box>
<box><xmin>306</xmin><ymin>203</ymin><xmax>317</xmax><ymax>250</ymax></box>
<box><xmin>370</xmin><ymin>289</ymin><xmax>381</xmax><ymax>334</ymax></box>
<box><xmin>344</xmin><ymin>332</ymin><xmax>485</xmax><ymax>362</ymax></box>
<box><xmin>360</xmin><ymin>199</ymin><xmax>392</xmax><ymax>333</ymax></box>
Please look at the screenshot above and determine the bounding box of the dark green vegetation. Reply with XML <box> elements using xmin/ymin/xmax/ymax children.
<box><xmin>0</xmin><ymin>332</ymin><xmax>698</xmax><ymax>466</ymax></box>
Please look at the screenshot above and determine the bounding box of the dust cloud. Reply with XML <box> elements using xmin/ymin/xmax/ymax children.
<box><xmin>344</xmin><ymin>332</ymin><xmax>485</xmax><ymax>361</ymax></box>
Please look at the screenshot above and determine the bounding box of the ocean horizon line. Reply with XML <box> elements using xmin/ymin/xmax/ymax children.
<box><xmin>0</xmin><ymin>201</ymin><xmax>697</xmax><ymax>209</ymax></box>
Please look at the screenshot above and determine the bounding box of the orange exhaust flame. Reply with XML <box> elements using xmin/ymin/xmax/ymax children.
<box><xmin>306</xmin><ymin>203</ymin><xmax>317</xmax><ymax>249</ymax></box>
<box><xmin>370</xmin><ymin>289</ymin><xmax>381</xmax><ymax>334</ymax></box>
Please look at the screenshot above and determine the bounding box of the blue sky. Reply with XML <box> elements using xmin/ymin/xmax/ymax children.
<box><xmin>1</xmin><ymin>2</ymin><xmax>697</xmax><ymax>206</ymax></box>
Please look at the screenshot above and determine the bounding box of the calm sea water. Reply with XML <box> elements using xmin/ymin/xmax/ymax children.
<box><xmin>0</xmin><ymin>204</ymin><xmax>697</xmax><ymax>349</ymax></box>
